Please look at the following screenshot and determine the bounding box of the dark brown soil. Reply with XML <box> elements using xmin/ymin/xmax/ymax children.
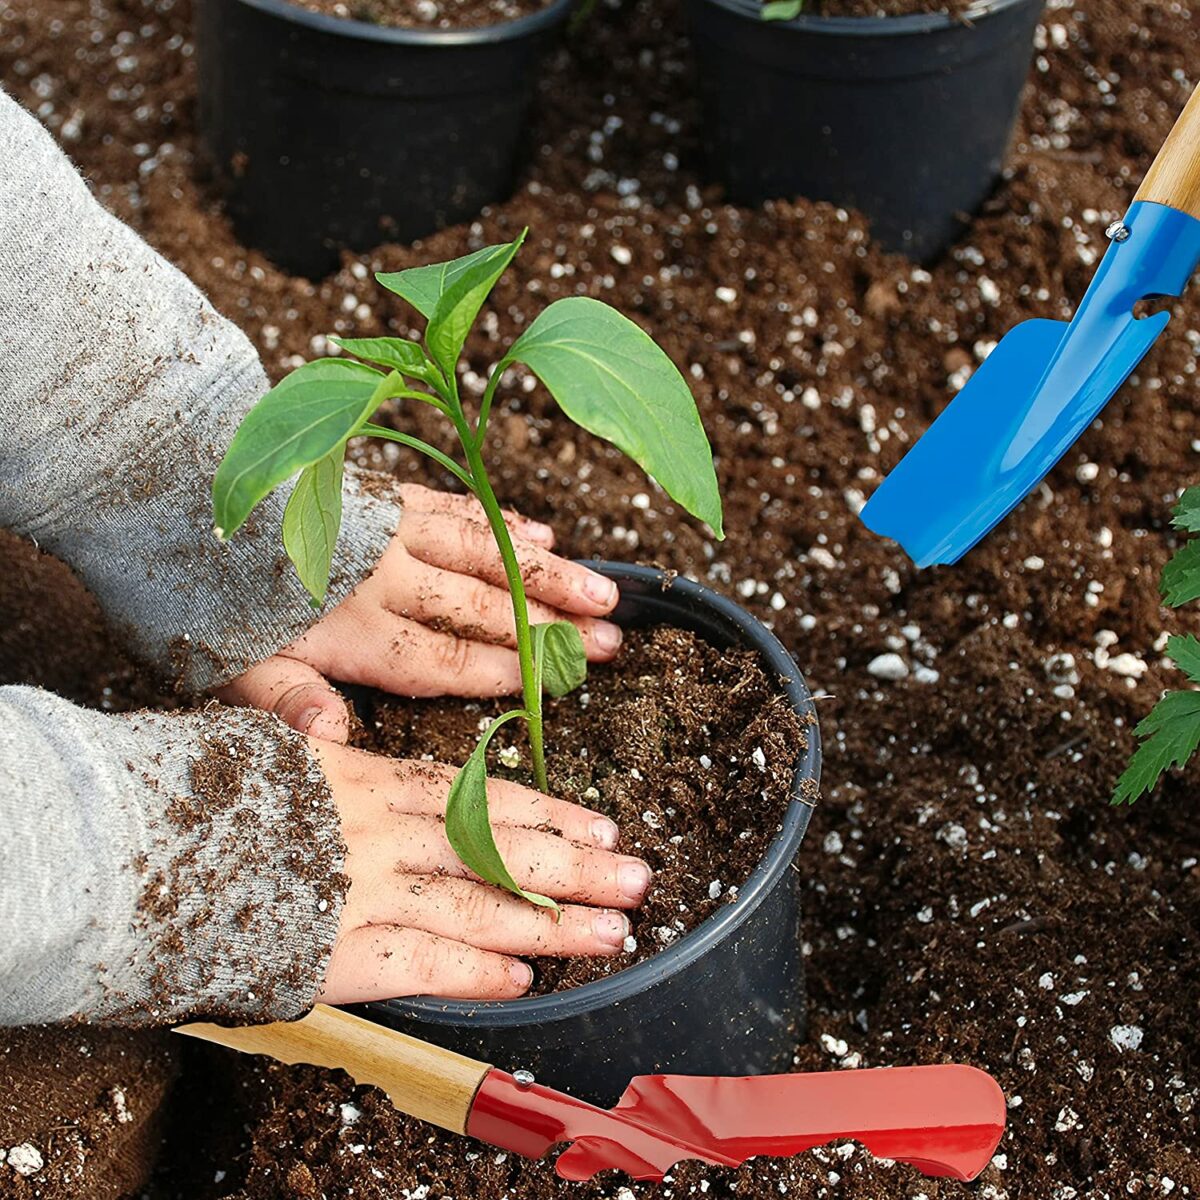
<box><xmin>291</xmin><ymin>0</ymin><xmax>553</xmax><ymax>29</ymax></box>
<box><xmin>0</xmin><ymin>1026</ymin><xmax>178</xmax><ymax>1200</ymax></box>
<box><xmin>1</xmin><ymin>0</ymin><xmax>1199</xmax><ymax>1196</ymax></box>
<box><xmin>355</xmin><ymin>625</ymin><xmax>808</xmax><ymax>991</ymax></box>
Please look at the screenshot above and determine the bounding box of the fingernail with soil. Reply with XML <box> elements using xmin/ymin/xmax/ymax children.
<box><xmin>525</xmin><ymin>520</ymin><xmax>554</xmax><ymax>543</ymax></box>
<box><xmin>591</xmin><ymin>816</ymin><xmax>619</xmax><ymax>850</ymax></box>
<box><xmin>594</xmin><ymin>622</ymin><xmax>623</xmax><ymax>655</ymax></box>
<box><xmin>509</xmin><ymin>961</ymin><xmax>534</xmax><ymax>991</ymax></box>
<box><xmin>593</xmin><ymin>911</ymin><xmax>629</xmax><ymax>948</ymax></box>
<box><xmin>584</xmin><ymin>574</ymin><xmax>618</xmax><ymax>607</ymax></box>
<box><xmin>618</xmin><ymin>858</ymin><xmax>652</xmax><ymax>904</ymax></box>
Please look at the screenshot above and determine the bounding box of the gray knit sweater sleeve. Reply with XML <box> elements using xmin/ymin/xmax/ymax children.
<box><xmin>0</xmin><ymin>89</ymin><xmax>382</xmax><ymax>1024</ymax></box>
<box><xmin>0</xmin><ymin>688</ymin><xmax>347</xmax><ymax>1025</ymax></box>
<box><xmin>0</xmin><ymin>87</ymin><xmax>400</xmax><ymax>693</ymax></box>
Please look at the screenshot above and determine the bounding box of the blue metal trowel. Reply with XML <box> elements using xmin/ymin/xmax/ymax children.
<box><xmin>861</xmin><ymin>84</ymin><xmax>1200</xmax><ymax>567</ymax></box>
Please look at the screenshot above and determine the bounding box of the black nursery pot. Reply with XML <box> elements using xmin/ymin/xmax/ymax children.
<box><xmin>193</xmin><ymin>0</ymin><xmax>574</xmax><ymax>278</ymax></box>
<box><xmin>683</xmin><ymin>0</ymin><xmax>1044</xmax><ymax>260</ymax></box>
<box><xmin>366</xmin><ymin>562</ymin><xmax>822</xmax><ymax>1105</ymax></box>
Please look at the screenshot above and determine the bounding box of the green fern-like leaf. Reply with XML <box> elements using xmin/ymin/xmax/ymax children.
<box><xmin>1171</xmin><ymin>486</ymin><xmax>1200</xmax><ymax>533</ymax></box>
<box><xmin>1166</xmin><ymin>633</ymin><xmax>1200</xmax><ymax>686</ymax></box>
<box><xmin>1112</xmin><ymin>689</ymin><xmax>1200</xmax><ymax>804</ymax></box>
<box><xmin>1162</xmin><ymin>539</ymin><xmax>1200</xmax><ymax>607</ymax></box>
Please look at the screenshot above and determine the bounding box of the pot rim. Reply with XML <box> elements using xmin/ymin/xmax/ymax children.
<box><xmin>226</xmin><ymin>0</ymin><xmax>575</xmax><ymax>46</ymax></box>
<box><xmin>369</xmin><ymin>561</ymin><xmax>821</xmax><ymax>1029</ymax></box>
<box><xmin>694</xmin><ymin>0</ymin><xmax>1036</xmax><ymax>36</ymax></box>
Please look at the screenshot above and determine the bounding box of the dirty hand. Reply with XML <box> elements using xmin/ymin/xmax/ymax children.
<box><xmin>218</xmin><ymin>484</ymin><xmax>623</xmax><ymax>741</ymax></box>
<box><xmin>313</xmin><ymin>742</ymin><xmax>650</xmax><ymax>1002</ymax></box>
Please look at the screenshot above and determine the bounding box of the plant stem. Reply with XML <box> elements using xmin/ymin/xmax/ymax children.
<box><xmin>475</xmin><ymin>357</ymin><xmax>509</xmax><ymax>443</ymax></box>
<box><xmin>360</xmin><ymin>423</ymin><xmax>475</xmax><ymax>492</ymax></box>
<box><xmin>460</xmin><ymin>436</ymin><xmax>547</xmax><ymax>793</ymax></box>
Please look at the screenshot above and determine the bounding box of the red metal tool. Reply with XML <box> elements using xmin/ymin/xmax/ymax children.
<box><xmin>181</xmin><ymin>1004</ymin><xmax>1006</xmax><ymax>1183</ymax></box>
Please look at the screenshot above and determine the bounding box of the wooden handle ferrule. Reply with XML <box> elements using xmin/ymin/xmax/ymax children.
<box><xmin>177</xmin><ymin>1004</ymin><xmax>492</xmax><ymax>1134</ymax></box>
<box><xmin>1134</xmin><ymin>84</ymin><xmax>1200</xmax><ymax>221</ymax></box>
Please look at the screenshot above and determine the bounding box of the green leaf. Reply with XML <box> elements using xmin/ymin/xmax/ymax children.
<box><xmin>446</xmin><ymin>710</ymin><xmax>560</xmax><ymax>914</ymax></box>
<box><xmin>375</xmin><ymin>234</ymin><xmax>528</xmax><ymax>380</ymax></box>
<box><xmin>329</xmin><ymin>336</ymin><xmax>435</xmax><ymax>382</ymax></box>
<box><xmin>1161</xmin><ymin>538</ymin><xmax>1200</xmax><ymax>606</ymax></box>
<box><xmin>282</xmin><ymin>449</ymin><xmax>344</xmax><ymax>607</ymax></box>
<box><xmin>376</xmin><ymin>243</ymin><xmax>515</xmax><ymax>319</ymax></box>
<box><xmin>1112</xmin><ymin>689</ymin><xmax>1200</xmax><ymax>804</ymax></box>
<box><xmin>213</xmin><ymin>359</ymin><xmax>387</xmax><ymax>540</ymax></box>
<box><xmin>1171</xmin><ymin>486</ymin><xmax>1200</xmax><ymax>533</ymax></box>
<box><xmin>762</xmin><ymin>0</ymin><xmax>802</xmax><ymax>17</ymax></box>
<box><xmin>532</xmin><ymin>622</ymin><xmax>587</xmax><ymax>699</ymax></box>
<box><xmin>505</xmin><ymin>297</ymin><xmax>724</xmax><ymax>537</ymax></box>
<box><xmin>425</xmin><ymin>232</ymin><xmax>527</xmax><ymax>379</ymax></box>
<box><xmin>1168</xmin><ymin>633</ymin><xmax>1200</xmax><ymax>685</ymax></box>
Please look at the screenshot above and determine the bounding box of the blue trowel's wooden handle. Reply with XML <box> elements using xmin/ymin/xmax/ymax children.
<box><xmin>1135</xmin><ymin>83</ymin><xmax>1200</xmax><ymax>221</ymax></box>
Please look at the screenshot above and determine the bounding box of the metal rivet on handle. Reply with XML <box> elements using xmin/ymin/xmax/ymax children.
<box><xmin>1105</xmin><ymin>220</ymin><xmax>1131</xmax><ymax>242</ymax></box>
<box><xmin>513</xmin><ymin>1070</ymin><xmax>536</xmax><ymax>1088</ymax></box>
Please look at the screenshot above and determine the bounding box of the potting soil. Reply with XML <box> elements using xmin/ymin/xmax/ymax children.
<box><xmin>356</xmin><ymin>624</ymin><xmax>808</xmax><ymax>993</ymax></box>
<box><xmin>0</xmin><ymin>0</ymin><xmax>1198</xmax><ymax>1195</ymax></box>
<box><xmin>290</xmin><ymin>0</ymin><xmax>554</xmax><ymax>30</ymax></box>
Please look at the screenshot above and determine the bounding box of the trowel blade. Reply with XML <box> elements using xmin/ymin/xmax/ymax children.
<box><xmin>467</xmin><ymin>1064</ymin><xmax>1005</xmax><ymax>1184</ymax></box>
<box><xmin>860</xmin><ymin>200</ymin><xmax>1200</xmax><ymax>567</ymax></box>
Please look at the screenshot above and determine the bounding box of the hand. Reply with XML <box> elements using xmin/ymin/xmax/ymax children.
<box><xmin>313</xmin><ymin>741</ymin><xmax>651</xmax><ymax>1002</ymax></box>
<box><xmin>218</xmin><ymin>484</ymin><xmax>623</xmax><ymax>741</ymax></box>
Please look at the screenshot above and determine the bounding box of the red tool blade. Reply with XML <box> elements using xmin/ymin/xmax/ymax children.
<box><xmin>466</xmin><ymin>1064</ymin><xmax>1005</xmax><ymax>1183</ymax></box>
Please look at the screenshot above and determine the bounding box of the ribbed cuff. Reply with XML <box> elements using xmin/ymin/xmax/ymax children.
<box><xmin>0</xmin><ymin>692</ymin><xmax>347</xmax><ymax>1026</ymax></box>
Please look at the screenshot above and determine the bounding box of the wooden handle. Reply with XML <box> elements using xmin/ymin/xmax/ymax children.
<box><xmin>1135</xmin><ymin>84</ymin><xmax>1200</xmax><ymax>220</ymax></box>
<box><xmin>177</xmin><ymin>1004</ymin><xmax>492</xmax><ymax>1134</ymax></box>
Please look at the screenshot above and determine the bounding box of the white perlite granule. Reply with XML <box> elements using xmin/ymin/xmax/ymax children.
<box><xmin>1110</xmin><ymin>1024</ymin><xmax>1144</xmax><ymax>1052</ymax></box>
<box><xmin>7</xmin><ymin>1144</ymin><xmax>44</xmax><ymax>1176</ymax></box>
<box><xmin>867</xmin><ymin>653</ymin><xmax>908</xmax><ymax>681</ymax></box>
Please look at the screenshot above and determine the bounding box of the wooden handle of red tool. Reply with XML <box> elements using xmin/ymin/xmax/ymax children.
<box><xmin>177</xmin><ymin>1004</ymin><xmax>492</xmax><ymax>1134</ymax></box>
<box><xmin>1135</xmin><ymin>83</ymin><xmax>1200</xmax><ymax>220</ymax></box>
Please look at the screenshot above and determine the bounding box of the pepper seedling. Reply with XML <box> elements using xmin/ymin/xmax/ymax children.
<box><xmin>1113</xmin><ymin>485</ymin><xmax>1200</xmax><ymax>803</ymax></box>
<box><xmin>212</xmin><ymin>229</ymin><xmax>723</xmax><ymax>911</ymax></box>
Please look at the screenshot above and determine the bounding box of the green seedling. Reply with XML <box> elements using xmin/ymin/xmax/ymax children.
<box><xmin>1114</xmin><ymin>484</ymin><xmax>1200</xmax><ymax>804</ymax></box>
<box><xmin>213</xmin><ymin>229</ymin><xmax>723</xmax><ymax>910</ymax></box>
<box><xmin>762</xmin><ymin>0</ymin><xmax>804</xmax><ymax>19</ymax></box>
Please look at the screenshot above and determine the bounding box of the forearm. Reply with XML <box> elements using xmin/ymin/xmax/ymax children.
<box><xmin>0</xmin><ymin>88</ymin><xmax>399</xmax><ymax>691</ymax></box>
<box><xmin>0</xmin><ymin>687</ymin><xmax>346</xmax><ymax>1026</ymax></box>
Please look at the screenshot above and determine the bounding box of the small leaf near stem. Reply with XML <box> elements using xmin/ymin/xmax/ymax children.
<box><xmin>213</xmin><ymin>359</ymin><xmax>394</xmax><ymax>540</ymax></box>
<box><xmin>330</xmin><ymin>335</ymin><xmax>446</xmax><ymax>393</ymax></box>
<box><xmin>531</xmin><ymin>622</ymin><xmax>587</xmax><ymax>698</ymax></box>
<box><xmin>282</xmin><ymin>449</ymin><xmax>344</xmax><ymax>606</ymax></box>
<box><xmin>447</xmin><ymin>709</ymin><xmax>560</xmax><ymax>916</ymax></box>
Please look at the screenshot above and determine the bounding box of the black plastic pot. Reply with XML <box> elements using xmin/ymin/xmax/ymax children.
<box><xmin>684</xmin><ymin>0</ymin><xmax>1043</xmax><ymax>260</ymax></box>
<box><xmin>193</xmin><ymin>0</ymin><xmax>574</xmax><ymax>278</ymax></box>
<box><xmin>365</xmin><ymin>562</ymin><xmax>821</xmax><ymax>1105</ymax></box>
